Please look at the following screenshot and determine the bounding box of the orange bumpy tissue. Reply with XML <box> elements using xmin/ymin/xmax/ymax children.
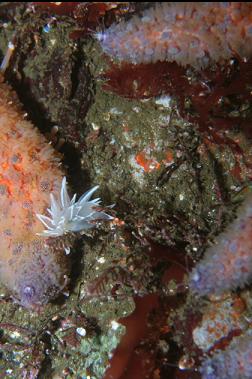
<box><xmin>98</xmin><ymin>2</ymin><xmax>252</xmax><ymax>68</ymax></box>
<box><xmin>0</xmin><ymin>75</ymin><xmax>111</xmax><ymax>310</ymax></box>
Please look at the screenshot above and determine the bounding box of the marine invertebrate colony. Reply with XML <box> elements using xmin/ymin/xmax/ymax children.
<box><xmin>189</xmin><ymin>193</ymin><xmax>252</xmax><ymax>296</ymax></box>
<box><xmin>0</xmin><ymin>72</ymin><xmax>111</xmax><ymax>310</ymax></box>
<box><xmin>97</xmin><ymin>2</ymin><xmax>252</xmax><ymax>68</ymax></box>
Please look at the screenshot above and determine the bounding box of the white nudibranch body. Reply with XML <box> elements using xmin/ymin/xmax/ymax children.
<box><xmin>36</xmin><ymin>177</ymin><xmax>113</xmax><ymax>237</ymax></box>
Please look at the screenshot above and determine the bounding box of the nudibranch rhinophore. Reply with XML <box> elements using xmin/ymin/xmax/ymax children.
<box><xmin>0</xmin><ymin>64</ymin><xmax>111</xmax><ymax>310</ymax></box>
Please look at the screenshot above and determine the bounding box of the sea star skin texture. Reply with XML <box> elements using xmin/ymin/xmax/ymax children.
<box><xmin>0</xmin><ymin>74</ymin><xmax>70</xmax><ymax>309</ymax></box>
<box><xmin>0</xmin><ymin>74</ymin><xmax>111</xmax><ymax>310</ymax></box>
<box><xmin>97</xmin><ymin>2</ymin><xmax>252</xmax><ymax>68</ymax></box>
<box><xmin>189</xmin><ymin>194</ymin><xmax>252</xmax><ymax>297</ymax></box>
<box><xmin>200</xmin><ymin>332</ymin><xmax>252</xmax><ymax>379</ymax></box>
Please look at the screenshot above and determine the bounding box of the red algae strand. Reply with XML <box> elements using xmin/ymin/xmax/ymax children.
<box><xmin>98</xmin><ymin>2</ymin><xmax>252</xmax><ymax>68</ymax></box>
<box><xmin>104</xmin><ymin>294</ymin><xmax>159</xmax><ymax>379</ymax></box>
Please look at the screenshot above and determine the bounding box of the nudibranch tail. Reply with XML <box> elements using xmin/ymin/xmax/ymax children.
<box><xmin>36</xmin><ymin>177</ymin><xmax>113</xmax><ymax>237</ymax></box>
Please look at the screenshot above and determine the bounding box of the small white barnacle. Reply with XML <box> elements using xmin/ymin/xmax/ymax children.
<box><xmin>36</xmin><ymin>177</ymin><xmax>113</xmax><ymax>237</ymax></box>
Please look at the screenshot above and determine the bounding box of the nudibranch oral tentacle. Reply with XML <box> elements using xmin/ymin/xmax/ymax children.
<box><xmin>0</xmin><ymin>45</ymin><xmax>112</xmax><ymax>311</ymax></box>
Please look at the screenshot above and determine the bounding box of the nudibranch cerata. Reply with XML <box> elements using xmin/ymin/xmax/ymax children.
<box><xmin>0</xmin><ymin>43</ymin><xmax>112</xmax><ymax>310</ymax></box>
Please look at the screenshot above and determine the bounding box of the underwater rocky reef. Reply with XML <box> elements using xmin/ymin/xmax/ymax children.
<box><xmin>0</xmin><ymin>2</ymin><xmax>251</xmax><ymax>379</ymax></box>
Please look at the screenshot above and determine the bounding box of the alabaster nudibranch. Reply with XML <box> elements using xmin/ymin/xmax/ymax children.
<box><xmin>0</xmin><ymin>72</ymin><xmax>112</xmax><ymax>310</ymax></box>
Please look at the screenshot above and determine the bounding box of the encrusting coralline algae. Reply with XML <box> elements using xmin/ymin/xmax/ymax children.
<box><xmin>97</xmin><ymin>4</ymin><xmax>252</xmax><ymax>376</ymax></box>
<box><xmin>1</xmin><ymin>3</ymin><xmax>252</xmax><ymax>378</ymax></box>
